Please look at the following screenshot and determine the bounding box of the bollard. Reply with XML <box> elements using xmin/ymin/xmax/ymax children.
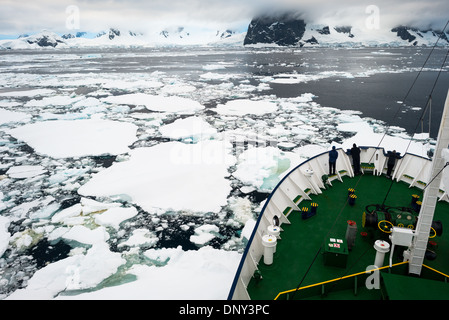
<box><xmin>373</xmin><ymin>240</ymin><xmax>390</xmax><ymax>268</ymax></box>
<box><xmin>345</xmin><ymin>220</ymin><xmax>357</xmax><ymax>250</ymax></box>
<box><xmin>348</xmin><ymin>194</ymin><xmax>357</xmax><ymax>206</ymax></box>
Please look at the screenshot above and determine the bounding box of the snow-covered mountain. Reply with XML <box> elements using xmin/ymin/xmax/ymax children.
<box><xmin>0</xmin><ymin>27</ymin><xmax>246</xmax><ymax>50</ymax></box>
<box><xmin>244</xmin><ymin>13</ymin><xmax>449</xmax><ymax>47</ymax></box>
<box><xmin>1</xmin><ymin>17</ymin><xmax>449</xmax><ymax>50</ymax></box>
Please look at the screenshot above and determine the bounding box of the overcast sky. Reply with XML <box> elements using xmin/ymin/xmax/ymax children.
<box><xmin>0</xmin><ymin>0</ymin><xmax>448</xmax><ymax>36</ymax></box>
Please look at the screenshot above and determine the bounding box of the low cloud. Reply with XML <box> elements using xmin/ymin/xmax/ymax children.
<box><xmin>0</xmin><ymin>0</ymin><xmax>448</xmax><ymax>35</ymax></box>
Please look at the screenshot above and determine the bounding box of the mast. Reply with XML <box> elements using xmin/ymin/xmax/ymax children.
<box><xmin>408</xmin><ymin>88</ymin><xmax>449</xmax><ymax>276</ymax></box>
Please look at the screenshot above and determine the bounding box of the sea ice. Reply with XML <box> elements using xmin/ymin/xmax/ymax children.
<box><xmin>118</xmin><ymin>228</ymin><xmax>159</xmax><ymax>248</ymax></box>
<box><xmin>339</xmin><ymin>122</ymin><xmax>429</xmax><ymax>157</ymax></box>
<box><xmin>0</xmin><ymin>216</ymin><xmax>11</xmax><ymax>257</ymax></box>
<box><xmin>94</xmin><ymin>206</ymin><xmax>139</xmax><ymax>230</ymax></box>
<box><xmin>0</xmin><ymin>108</ymin><xmax>31</xmax><ymax>125</ymax></box>
<box><xmin>24</xmin><ymin>95</ymin><xmax>84</xmax><ymax>108</ymax></box>
<box><xmin>213</xmin><ymin>99</ymin><xmax>278</xmax><ymax>116</ymax></box>
<box><xmin>190</xmin><ymin>224</ymin><xmax>220</xmax><ymax>246</ymax></box>
<box><xmin>0</xmin><ymin>89</ymin><xmax>55</xmax><ymax>97</ymax></box>
<box><xmin>6</xmin><ymin>165</ymin><xmax>47</xmax><ymax>179</ymax></box>
<box><xmin>102</xmin><ymin>93</ymin><xmax>204</xmax><ymax>114</ymax></box>
<box><xmin>159</xmin><ymin>116</ymin><xmax>217</xmax><ymax>141</ymax></box>
<box><xmin>54</xmin><ymin>246</ymin><xmax>241</xmax><ymax>300</ymax></box>
<box><xmin>61</xmin><ymin>225</ymin><xmax>110</xmax><ymax>245</ymax></box>
<box><xmin>78</xmin><ymin>140</ymin><xmax>236</xmax><ymax>213</ymax></box>
<box><xmin>6</xmin><ymin>242</ymin><xmax>126</xmax><ymax>299</ymax></box>
<box><xmin>7</xmin><ymin>119</ymin><xmax>138</xmax><ymax>158</ymax></box>
<box><xmin>233</xmin><ymin>146</ymin><xmax>301</xmax><ymax>192</ymax></box>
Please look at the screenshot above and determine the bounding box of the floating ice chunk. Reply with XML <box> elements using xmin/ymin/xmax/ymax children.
<box><xmin>25</xmin><ymin>95</ymin><xmax>84</xmax><ymax>107</ymax></box>
<box><xmin>6</xmin><ymin>255</ymin><xmax>82</xmax><ymax>299</ymax></box>
<box><xmin>102</xmin><ymin>79</ymin><xmax>163</xmax><ymax>90</ymax></box>
<box><xmin>56</xmin><ymin>246</ymin><xmax>241</xmax><ymax>300</ymax></box>
<box><xmin>271</xmin><ymin>71</ymin><xmax>354</xmax><ymax>84</ymax></box>
<box><xmin>278</xmin><ymin>142</ymin><xmax>297</xmax><ymax>150</ymax></box>
<box><xmin>0</xmin><ymin>216</ymin><xmax>11</xmax><ymax>257</ymax></box>
<box><xmin>199</xmin><ymin>72</ymin><xmax>235</xmax><ymax>81</ymax></box>
<box><xmin>6</xmin><ymin>165</ymin><xmax>47</xmax><ymax>179</ymax></box>
<box><xmin>413</xmin><ymin>133</ymin><xmax>430</xmax><ymax>140</ymax></box>
<box><xmin>80</xmin><ymin>197</ymin><xmax>122</xmax><ymax>215</ymax></box>
<box><xmin>228</xmin><ymin>197</ymin><xmax>254</xmax><ymax>225</ymax></box>
<box><xmin>202</xmin><ymin>64</ymin><xmax>226</xmax><ymax>70</ymax></box>
<box><xmin>233</xmin><ymin>146</ymin><xmax>300</xmax><ymax>192</ymax></box>
<box><xmin>340</xmin><ymin>125</ymin><xmax>429</xmax><ymax>158</ymax></box>
<box><xmin>294</xmin><ymin>144</ymin><xmax>328</xmax><ymax>159</ymax></box>
<box><xmin>143</xmin><ymin>246</ymin><xmax>183</xmax><ymax>265</ymax></box>
<box><xmin>62</xmin><ymin>225</ymin><xmax>110</xmax><ymax>245</ymax></box>
<box><xmin>337</xmin><ymin>121</ymin><xmax>372</xmax><ymax>133</ymax></box>
<box><xmin>190</xmin><ymin>224</ymin><xmax>220</xmax><ymax>246</ymax></box>
<box><xmin>78</xmin><ymin>141</ymin><xmax>235</xmax><ymax>213</ymax></box>
<box><xmin>160</xmin><ymin>78</ymin><xmax>197</xmax><ymax>94</ymax></box>
<box><xmin>0</xmin><ymin>108</ymin><xmax>31</xmax><ymax>125</ymax></box>
<box><xmin>94</xmin><ymin>206</ymin><xmax>139</xmax><ymax>230</ymax></box>
<box><xmin>10</xmin><ymin>228</ymin><xmax>43</xmax><ymax>251</ymax></box>
<box><xmin>289</xmin><ymin>93</ymin><xmax>316</xmax><ymax>103</ymax></box>
<box><xmin>8</xmin><ymin>198</ymin><xmax>46</xmax><ymax>219</ymax></box>
<box><xmin>48</xmin><ymin>168</ymin><xmax>88</xmax><ymax>185</ymax></box>
<box><xmin>67</xmin><ymin>242</ymin><xmax>126</xmax><ymax>290</ymax></box>
<box><xmin>30</xmin><ymin>202</ymin><xmax>60</xmax><ymax>220</ymax></box>
<box><xmin>72</xmin><ymin>97</ymin><xmax>102</xmax><ymax>108</ymax></box>
<box><xmin>118</xmin><ymin>228</ymin><xmax>158</xmax><ymax>248</ymax></box>
<box><xmin>0</xmin><ymin>89</ymin><xmax>55</xmax><ymax>97</ymax></box>
<box><xmin>8</xmin><ymin>119</ymin><xmax>138</xmax><ymax>158</ymax></box>
<box><xmin>102</xmin><ymin>93</ymin><xmax>204</xmax><ymax>114</ymax></box>
<box><xmin>6</xmin><ymin>242</ymin><xmax>126</xmax><ymax>299</ymax></box>
<box><xmin>159</xmin><ymin>116</ymin><xmax>217</xmax><ymax>141</ymax></box>
<box><xmin>51</xmin><ymin>203</ymin><xmax>83</xmax><ymax>224</ymax></box>
<box><xmin>213</xmin><ymin>99</ymin><xmax>278</xmax><ymax>116</ymax></box>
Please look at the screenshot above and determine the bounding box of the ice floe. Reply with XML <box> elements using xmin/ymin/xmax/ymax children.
<box><xmin>54</xmin><ymin>246</ymin><xmax>241</xmax><ymax>300</ymax></box>
<box><xmin>213</xmin><ymin>99</ymin><xmax>278</xmax><ymax>116</ymax></box>
<box><xmin>7</xmin><ymin>119</ymin><xmax>138</xmax><ymax>158</ymax></box>
<box><xmin>0</xmin><ymin>108</ymin><xmax>31</xmax><ymax>125</ymax></box>
<box><xmin>6</xmin><ymin>165</ymin><xmax>47</xmax><ymax>179</ymax></box>
<box><xmin>190</xmin><ymin>224</ymin><xmax>220</xmax><ymax>246</ymax></box>
<box><xmin>233</xmin><ymin>146</ymin><xmax>302</xmax><ymax>192</ymax></box>
<box><xmin>102</xmin><ymin>93</ymin><xmax>204</xmax><ymax>114</ymax></box>
<box><xmin>6</xmin><ymin>242</ymin><xmax>126</xmax><ymax>299</ymax></box>
<box><xmin>78</xmin><ymin>141</ymin><xmax>236</xmax><ymax>213</ymax></box>
<box><xmin>0</xmin><ymin>217</ymin><xmax>11</xmax><ymax>258</ymax></box>
<box><xmin>159</xmin><ymin>116</ymin><xmax>217</xmax><ymax>141</ymax></box>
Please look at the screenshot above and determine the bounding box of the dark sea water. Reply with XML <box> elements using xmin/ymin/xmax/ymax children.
<box><xmin>2</xmin><ymin>46</ymin><xmax>447</xmax><ymax>137</ymax></box>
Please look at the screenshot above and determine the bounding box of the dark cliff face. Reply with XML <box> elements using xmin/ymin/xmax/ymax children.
<box><xmin>391</xmin><ymin>26</ymin><xmax>449</xmax><ymax>46</ymax></box>
<box><xmin>391</xmin><ymin>26</ymin><xmax>417</xmax><ymax>43</ymax></box>
<box><xmin>26</xmin><ymin>35</ymin><xmax>64</xmax><ymax>47</ymax></box>
<box><xmin>244</xmin><ymin>13</ymin><xmax>306</xmax><ymax>46</ymax></box>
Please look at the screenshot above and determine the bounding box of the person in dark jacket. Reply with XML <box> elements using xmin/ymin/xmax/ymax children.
<box><xmin>329</xmin><ymin>146</ymin><xmax>338</xmax><ymax>175</ymax></box>
<box><xmin>350</xmin><ymin>143</ymin><xmax>361</xmax><ymax>175</ymax></box>
<box><xmin>386</xmin><ymin>150</ymin><xmax>400</xmax><ymax>178</ymax></box>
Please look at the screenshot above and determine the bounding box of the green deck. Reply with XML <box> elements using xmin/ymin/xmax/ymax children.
<box><xmin>246</xmin><ymin>174</ymin><xmax>449</xmax><ymax>300</ymax></box>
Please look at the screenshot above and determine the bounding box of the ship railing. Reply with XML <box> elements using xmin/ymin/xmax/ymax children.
<box><xmin>228</xmin><ymin>146</ymin><xmax>448</xmax><ymax>300</ymax></box>
<box><xmin>274</xmin><ymin>261</ymin><xmax>409</xmax><ymax>300</ymax></box>
<box><xmin>274</xmin><ymin>262</ymin><xmax>449</xmax><ymax>300</ymax></box>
